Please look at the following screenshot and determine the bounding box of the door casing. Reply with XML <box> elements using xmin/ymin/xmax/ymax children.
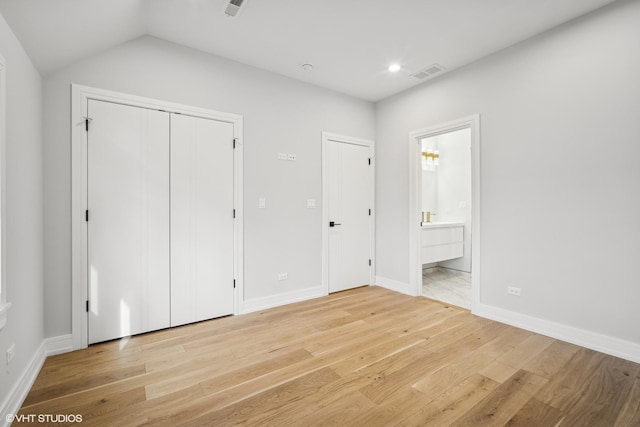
<box><xmin>408</xmin><ymin>115</ymin><xmax>481</xmax><ymax>311</ymax></box>
<box><xmin>71</xmin><ymin>84</ymin><xmax>244</xmax><ymax>350</ymax></box>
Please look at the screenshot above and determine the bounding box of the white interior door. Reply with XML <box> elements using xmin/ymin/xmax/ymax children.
<box><xmin>87</xmin><ymin>100</ymin><xmax>170</xmax><ymax>344</ymax></box>
<box><xmin>327</xmin><ymin>140</ymin><xmax>371</xmax><ymax>292</ymax></box>
<box><xmin>170</xmin><ymin>114</ymin><xmax>234</xmax><ymax>327</ymax></box>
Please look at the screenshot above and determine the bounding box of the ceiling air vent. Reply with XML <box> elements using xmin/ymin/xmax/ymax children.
<box><xmin>223</xmin><ymin>0</ymin><xmax>247</xmax><ymax>17</ymax></box>
<box><xmin>411</xmin><ymin>64</ymin><xmax>446</xmax><ymax>80</ymax></box>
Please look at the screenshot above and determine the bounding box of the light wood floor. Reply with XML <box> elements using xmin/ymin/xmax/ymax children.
<box><xmin>19</xmin><ymin>286</ymin><xmax>640</xmax><ymax>426</ymax></box>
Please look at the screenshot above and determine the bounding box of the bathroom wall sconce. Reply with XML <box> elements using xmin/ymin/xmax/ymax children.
<box><xmin>422</xmin><ymin>150</ymin><xmax>440</xmax><ymax>171</ymax></box>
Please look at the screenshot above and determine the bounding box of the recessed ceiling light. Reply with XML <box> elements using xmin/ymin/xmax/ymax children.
<box><xmin>301</xmin><ymin>63</ymin><xmax>314</xmax><ymax>71</ymax></box>
<box><xmin>388</xmin><ymin>64</ymin><xmax>401</xmax><ymax>73</ymax></box>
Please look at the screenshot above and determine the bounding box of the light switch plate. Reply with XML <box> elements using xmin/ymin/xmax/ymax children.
<box><xmin>259</xmin><ymin>198</ymin><xmax>266</xmax><ymax>209</ymax></box>
<box><xmin>277</xmin><ymin>153</ymin><xmax>287</xmax><ymax>160</ymax></box>
<box><xmin>6</xmin><ymin>344</ymin><xmax>15</xmax><ymax>365</ymax></box>
<box><xmin>307</xmin><ymin>199</ymin><xmax>316</xmax><ymax>209</ymax></box>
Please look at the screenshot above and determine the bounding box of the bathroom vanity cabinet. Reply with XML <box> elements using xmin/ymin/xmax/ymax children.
<box><xmin>421</xmin><ymin>222</ymin><xmax>464</xmax><ymax>264</ymax></box>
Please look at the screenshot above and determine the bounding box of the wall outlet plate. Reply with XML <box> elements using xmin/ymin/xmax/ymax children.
<box><xmin>307</xmin><ymin>199</ymin><xmax>316</xmax><ymax>209</ymax></box>
<box><xmin>507</xmin><ymin>286</ymin><xmax>521</xmax><ymax>296</ymax></box>
<box><xmin>287</xmin><ymin>154</ymin><xmax>297</xmax><ymax>161</ymax></box>
<box><xmin>278</xmin><ymin>273</ymin><xmax>288</xmax><ymax>281</ymax></box>
<box><xmin>259</xmin><ymin>198</ymin><xmax>266</xmax><ymax>209</ymax></box>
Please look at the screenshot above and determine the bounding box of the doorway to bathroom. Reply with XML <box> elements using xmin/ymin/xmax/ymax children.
<box><xmin>408</xmin><ymin>115</ymin><xmax>480</xmax><ymax>311</ymax></box>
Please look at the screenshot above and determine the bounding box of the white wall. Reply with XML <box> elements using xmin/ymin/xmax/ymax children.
<box><xmin>376</xmin><ymin>0</ymin><xmax>640</xmax><ymax>347</ymax></box>
<box><xmin>43</xmin><ymin>36</ymin><xmax>375</xmax><ymax>337</ymax></box>
<box><xmin>0</xmin><ymin>11</ymin><xmax>44</xmax><ymax>413</ymax></box>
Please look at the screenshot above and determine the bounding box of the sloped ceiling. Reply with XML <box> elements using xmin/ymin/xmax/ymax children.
<box><xmin>0</xmin><ymin>0</ymin><xmax>618</xmax><ymax>101</ymax></box>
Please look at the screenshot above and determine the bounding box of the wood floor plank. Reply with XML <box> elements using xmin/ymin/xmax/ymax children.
<box><xmin>411</xmin><ymin>347</ymin><xmax>494</xmax><ymax>396</ymax></box>
<box><xmin>291</xmin><ymin>391</ymin><xmax>376</xmax><ymax>427</ymax></box>
<box><xmin>238</xmin><ymin>370</ymin><xmax>374</xmax><ymax>426</ymax></box>
<box><xmin>19</xmin><ymin>386</ymin><xmax>147</xmax><ymax>420</ymax></box>
<box><xmin>556</xmin><ymin>355</ymin><xmax>640</xmax><ymax>427</ymax></box>
<box><xmin>330</xmin><ymin>334</ymin><xmax>425</xmax><ymax>376</ymax></box>
<box><xmin>190</xmin><ymin>348</ymin><xmax>311</xmax><ymax>396</ymax></box>
<box><xmin>615</xmin><ymin>376</ymin><xmax>640</xmax><ymax>427</ymax></box>
<box><xmin>17</xmin><ymin>287</ymin><xmax>640</xmax><ymax>426</ymax></box>
<box><xmin>534</xmin><ymin>348</ymin><xmax>608</xmax><ymax>411</ymax></box>
<box><xmin>411</xmin><ymin>323</ymin><xmax>532</xmax><ymax>397</ymax></box>
<box><xmin>385</xmin><ymin>304</ymin><xmax>460</xmax><ymax>337</ymax></box>
<box><xmin>479</xmin><ymin>360</ymin><xmax>519</xmax><ymax>384</ymax></box>
<box><xmin>22</xmin><ymin>363</ymin><xmax>147</xmax><ymax>407</ymax></box>
<box><xmin>395</xmin><ymin>374</ymin><xmax>499</xmax><ymax>426</ymax></box>
<box><xmin>359</xmin><ymin>349</ymin><xmax>450</xmax><ymax>404</ymax></box>
<box><xmin>349</xmin><ymin>386</ymin><xmax>428</xmax><ymax>427</ymax></box>
<box><xmin>411</xmin><ymin>310</ymin><xmax>484</xmax><ymax>348</ymax></box>
<box><xmin>179</xmin><ymin>367</ymin><xmax>341</xmax><ymax>426</ymax></box>
<box><xmin>495</xmin><ymin>333</ymin><xmax>555</xmax><ymax>369</ymax></box>
<box><xmin>520</xmin><ymin>339</ymin><xmax>580</xmax><ymax>379</ymax></box>
<box><xmin>454</xmin><ymin>369</ymin><xmax>548</xmax><ymax>427</ymax></box>
<box><xmin>505</xmin><ymin>397</ymin><xmax>566</xmax><ymax>427</ymax></box>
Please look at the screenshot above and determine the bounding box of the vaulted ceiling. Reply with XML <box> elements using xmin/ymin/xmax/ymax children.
<box><xmin>0</xmin><ymin>0</ymin><xmax>617</xmax><ymax>101</ymax></box>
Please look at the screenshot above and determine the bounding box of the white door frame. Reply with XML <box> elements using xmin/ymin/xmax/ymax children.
<box><xmin>321</xmin><ymin>132</ymin><xmax>375</xmax><ymax>295</ymax></box>
<box><xmin>408</xmin><ymin>115</ymin><xmax>481</xmax><ymax>312</ymax></box>
<box><xmin>71</xmin><ymin>84</ymin><xmax>244</xmax><ymax>349</ymax></box>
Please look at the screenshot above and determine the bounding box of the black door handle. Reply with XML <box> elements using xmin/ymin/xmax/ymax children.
<box><xmin>329</xmin><ymin>221</ymin><xmax>342</xmax><ymax>227</ymax></box>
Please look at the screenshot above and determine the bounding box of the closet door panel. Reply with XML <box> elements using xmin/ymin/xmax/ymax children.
<box><xmin>87</xmin><ymin>100</ymin><xmax>170</xmax><ymax>344</ymax></box>
<box><xmin>171</xmin><ymin>114</ymin><xmax>234</xmax><ymax>327</ymax></box>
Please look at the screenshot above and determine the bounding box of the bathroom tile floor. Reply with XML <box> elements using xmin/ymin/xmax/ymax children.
<box><xmin>422</xmin><ymin>267</ymin><xmax>471</xmax><ymax>309</ymax></box>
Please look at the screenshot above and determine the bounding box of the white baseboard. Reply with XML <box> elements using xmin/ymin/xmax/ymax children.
<box><xmin>0</xmin><ymin>342</ymin><xmax>46</xmax><ymax>427</ymax></box>
<box><xmin>44</xmin><ymin>334</ymin><xmax>73</xmax><ymax>356</ymax></box>
<box><xmin>375</xmin><ymin>276</ymin><xmax>416</xmax><ymax>296</ymax></box>
<box><xmin>474</xmin><ymin>303</ymin><xmax>640</xmax><ymax>364</ymax></box>
<box><xmin>0</xmin><ymin>335</ymin><xmax>74</xmax><ymax>427</ymax></box>
<box><xmin>242</xmin><ymin>286</ymin><xmax>325</xmax><ymax>314</ymax></box>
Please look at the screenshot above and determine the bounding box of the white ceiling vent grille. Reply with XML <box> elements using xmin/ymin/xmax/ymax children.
<box><xmin>411</xmin><ymin>64</ymin><xmax>446</xmax><ymax>80</ymax></box>
<box><xmin>223</xmin><ymin>0</ymin><xmax>247</xmax><ymax>17</ymax></box>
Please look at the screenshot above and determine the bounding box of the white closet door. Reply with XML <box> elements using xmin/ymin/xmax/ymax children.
<box><xmin>87</xmin><ymin>100</ymin><xmax>170</xmax><ymax>344</ymax></box>
<box><xmin>170</xmin><ymin>114</ymin><xmax>234</xmax><ymax>327</ymax></box>
<box><xmin>327</xmin><ymin>141</ymin><xmax>371</xmax><ymax>293</ymax></box>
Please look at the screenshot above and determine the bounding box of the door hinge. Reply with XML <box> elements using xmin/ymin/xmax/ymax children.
<box><xmin>233</xmin><ymin>279</ymin><xmax>236</xmax><ymax>289</ymax></box>
<box><xmin>85</xmin><ymin>210</ymin><xmax>89</xmax><ymax>222</ymax></box>
<box><xmin>368</xmin><ymin>158</ymin><xmax>371</xmax><ymax>165</ymax></box>
<box><xmin>368</xmin><ymin>209</ymin><xmax>371</xmax><ymax>216</ymax></box>
<box><xmin>85</xmin><ymin>119</ymin><xmax>89</xmax><ymax>132</ymax></box>
<box><xmin>233</xmin><ymin>138</ymin><xmax>238</xmax><ymax>149</ymax></box>
<box><xmin>369</xmin><ymin>259</ymin><xmax>372</xmax><ymax>266</ymax></box>
<box><xmin>86</xmin><ymin>300</ymin><xmax>89</xmax><ymax>312</ymax></box>
<box><xmin>233</xmin><ymin>209</ymin><xmax>236</xmax><ymax>218</ymax></box>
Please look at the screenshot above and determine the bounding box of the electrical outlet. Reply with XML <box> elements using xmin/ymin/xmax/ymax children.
<box><xmin>287</xmin><ymin>154</ymin><xmax>297</xmax><ymax>161</ymax></box>
<box><xmin>6</xmin><ymin>344</ymin><xmax>15</xmax><ymax>365</ymax></box>
<box><xmin>277</xmin><ymin>153</ymin><xmax>287</xmax><ymax>160</ymax></box>
<box><xmin>507</xmin><ymin>286</ymin><xmax>521</xmax><ymax>296</ymax></box>
<box><xmin>306</xmin><ymin>199</ymin><xmax>316</xmax><ymax>209</ymax></box>
<box><xmin>278</xmin><ymin>273</ymin><xmax>288</xmax><ymax>281</ymax></box>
